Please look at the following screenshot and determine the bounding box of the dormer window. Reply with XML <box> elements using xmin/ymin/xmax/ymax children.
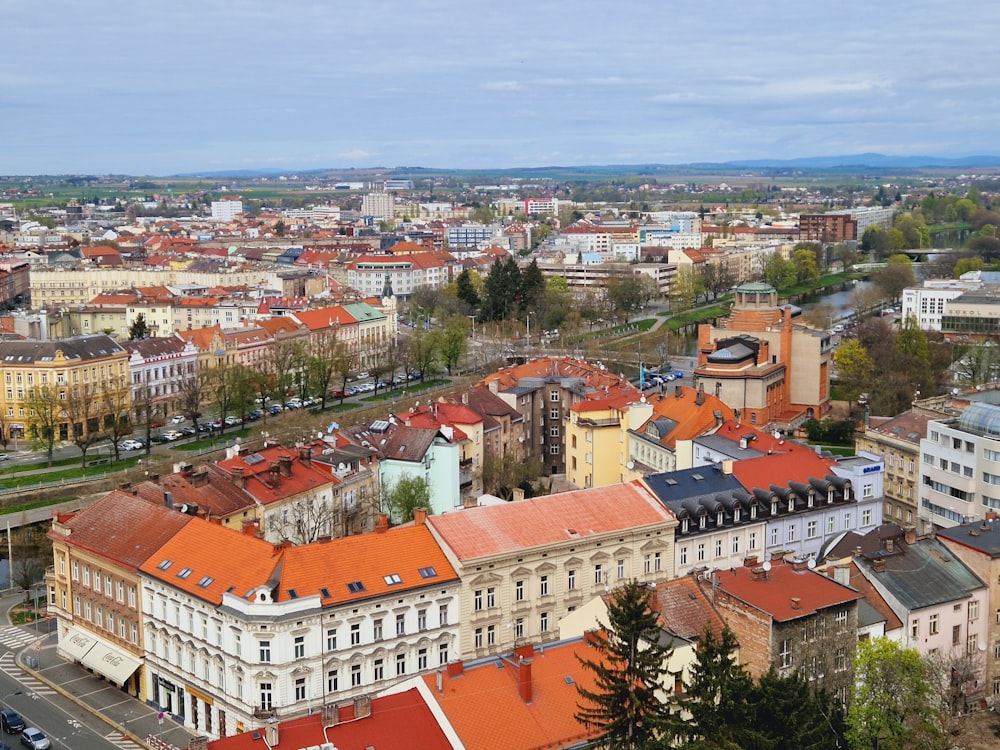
<box><xmin>699</xmin><ymin>515</ymin><xmax>707</xmax><ymax>529</ymax></box>
<box><xmin>681</xmin><ymin>519</ymin><xmax>689</xmax><ymax>533</ymax></box>
<box><xmin>771</xmin><ymin>501</ymin><xmax>778</xmax><ymax>515</ymax></box>
<box><xmin>807</xmin><ymin>495</ymin><xmax>814</xmax><ymax>508</ymax></box>
<box><xmin>750</xmin><ymin>505</ymin><xmax>757</xmax><ymax>519</ymax></box>
<box><xmin>788</xmin><ymin>498</ymin><xmax>795</xmax><ymax>512</ymax></box>
<box><xmin>828</xmin><ymin>489</ymin><xmax>835</xmax><ymax>504</ymax></box>
<box><xmin>717</xmin><ymin>511</ymin><xmax>724</xmax><ymax>526</ymax></box>
<box><xmin>734</xmin><ymin>508</ymin><xmax>741</xmax><ymax>523</ymax></box>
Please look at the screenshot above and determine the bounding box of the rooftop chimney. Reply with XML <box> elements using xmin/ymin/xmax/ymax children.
<box><xmin>904</xmin><ymin>527</ymin><xmax>917</xmax><ymax>544</ymax></box>
<box><xmin>517</xmin><ymin>655</ymin><xmax>533</xmax><ymax>704</ymax></box>
<box><xmin>873</xmin><ymin>558</ymin><xmax>886</xmax><ymax>573</ymax></box>
<box><xmin>321</xmin><ymin>702</ymin><xmax>338</xmax><ymax>726</ymax></box>
<box><xmin>790</xmin><ymin>597</ymin><xmax>801</xmax><ymax>609</ymax></box>
<box><xmin>163</xmin><ymin>491</ymin><xmax>173</xmax><ymax>509</ymax></box>
<box><xmin>413</xmin><ymin>507</ymin><xmax>427</xmax><ymax>526</ymax></box>
<box><xmin>743</xmin><ymin>555</ymin><xmax>759</xmax><ymax>567</ymax></box>
<box><xmin>278</xmin><ymin>455</ymin><xmax>292</xmax><ymax>478</ymax></box>
<box><xmin>231</xmin><ymin>467</ymin><xmax>245</xmax><ymax>489</ymax></box>
<box><xmin>695</xmin><ymin>383</ymin><xmax>704</xmax><ymax>406</ymax></box>
<box><xmin>885</xmin><ymin>538</ymin><xmax>894</xmax><ymax>553</ymax></box>
<box><xmin>268</xmin><ymin>462</ymin><xmax>281</xmax><ymax>484</ymax></box>
<box><xmin>375</xmin><ymin>514</ymin><xmax>389</xmax><ymax>534</ymax></box>
<box><xmin>298</xmin><ymin>446</ymin><xmax>311</xmax><ymax>468</ymax></box>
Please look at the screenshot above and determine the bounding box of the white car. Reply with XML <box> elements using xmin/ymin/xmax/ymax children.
<box><xmin>120</xmin><ymin>439</ymin><xmax>144</xmax><ymax>451</ymax></box>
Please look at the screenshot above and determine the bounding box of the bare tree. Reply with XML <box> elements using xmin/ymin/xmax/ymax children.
<box><xmin>25</xmin><ymin>385</ymin><xmax>61</xmax><ymax>467</ymax></box>
<box><xmin>101</xmin><ymin>379</ymin><xmax>133</xmax><ymax>461</ymax></box>
<box><xmin>64</xmin><ymin>384</ymin><xmax>104</xmax><ymax>467</ymax></box>
<box><xmin>364</xmin><ymin>338</ymin><xmax>394</xmax><ymax>398</ymax></box>
<box><xmin>332</xmin><ymin>339</ymin><xmax>359</xmax><ymax>404</ymax></box>
<box><xmin>177</xmin><ymin>374</ymin><xmax>206</xmax><ymax>433</ymax></box>
<box><xmin>268</xmin><ymin>493</ymin><xmax>339</xmax><ymax>545</ymax></box>
<box><xmin>133</xmin><ymin>384</ymin><xmax>155</xmax><ymax>455</ymax></box>
<box><xmin>306</xmin><ymin>329</ymin><xmax>339</xmax><ymax>410</ymax></box>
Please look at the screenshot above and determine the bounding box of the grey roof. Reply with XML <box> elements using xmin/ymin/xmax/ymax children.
<box><xmin>0</xmin><ymin>334</ymin><xmax>124</xmax><ymax>364</ymax></box>
<box><xmin>644</xmin><ymin>466</ymin><xmax>744</xmax><ymax>504</ymax></box>
<box><xmin>861</xmin><ymin>538</ymin><xmax>985</xmax><ymax>612</ymax></box>
<box><xmin>694</xmin><ymin>434</ymin><xmax>766</xmax><ymax>460</ymax></box>
<box><xmin>937</xmin><ymin>518</ymin><xmax>1000</xmax><ymax>559</ymax></box>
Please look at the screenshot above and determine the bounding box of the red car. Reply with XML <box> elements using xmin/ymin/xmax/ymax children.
<box><xmin>149</xmin><ymin>420</ymin><xmax>165</xmax><ymax>429</ymax></box>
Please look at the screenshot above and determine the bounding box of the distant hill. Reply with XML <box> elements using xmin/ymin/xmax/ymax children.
<box><xmin>171</xmin><ymin>153</ymin><xmax>1000</xmax><ymax>180</ymax></box>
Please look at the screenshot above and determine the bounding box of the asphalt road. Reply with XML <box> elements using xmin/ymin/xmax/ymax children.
<box><xmin>0</xmin><ymin>599</ymin><xmax>130</xmax><ymax>750</ymax></box>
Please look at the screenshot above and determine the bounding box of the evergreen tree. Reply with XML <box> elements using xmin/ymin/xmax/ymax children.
<box><xmin>128</xmin><ymin>313</ymin><xmax>149</xmax><ymax>341</ymax></box>
<box><xmin>751</xmin><ymin>668</ymin><xmax>846</xmax><ymax>750</ymax></box>
<box><xmin>667</xmin><ymin>626</ymin><xmax>765</xmax><ymax>749</ymax></box>
<box><xmin>455</xmin><ymin>268</ymin><xmax>480</xmax><ymax>311</ymax></box>
<box><xmin>575</xmin><ymin>580</ymin><xmax>672</xmax><ymax>750</ymax></box>
<box><xmin>518</xmin><ymin>258</ymin><xmax>546</xmax><ymax>312</ymax></box>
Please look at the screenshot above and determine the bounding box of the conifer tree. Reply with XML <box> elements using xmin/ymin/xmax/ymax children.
<box><xmin>575</xmin><ymin>580</ymin><xmax>671</xmax><ymax>750</ymax></box>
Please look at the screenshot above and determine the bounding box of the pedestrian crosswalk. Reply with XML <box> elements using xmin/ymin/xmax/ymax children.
<box><xmin>0</xmin><ymin>652</ymin><xmax>55</xmax><ymax>695</ymax></box>
<box><xmin>0</xmin><ymin>625</ymin><xmax>39</xmax><ymax>651</ymax></box>
<box><xmin>105</xmin><ymin>731</ymin><xmax>144</xmax><ymax>750</ymax></box>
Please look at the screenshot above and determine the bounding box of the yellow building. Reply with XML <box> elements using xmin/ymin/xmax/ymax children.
<box><xmin>0</xmin><ymin>335</ymin><xmax>129</xmax><ymax>443</ymax></box>
<box><xmin>46</xmin><ymin>490</ymin><xmax>194</xmax><ymax>699</ymax></box>
<box><xmin>426</xmin><ymin>482</ymin><xmax>676</xmax><ymax>659</ymax></box>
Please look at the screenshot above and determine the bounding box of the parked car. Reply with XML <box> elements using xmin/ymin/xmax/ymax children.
<box><xmin>247</xmin><ymin>410</ymin><xmax>262</xmax><ymax>421</ymax></box>
<box><xmin>285</xmin><ymin>398</ymin><xmax>303</xmax><ymax>409</ymax></box>
<box><xmin>330</xmin><ymin>388</ymin><xmax>346</xmax><ymax>399</ymax></box>
<box><xmin>356</xmin><ymin>371</ymin><xmax>370</xmax><ymax>379</ymax></box>
<box><xmin>408</xmin><ymin>371</ymin><xmax>422</xmax><ymax>380</ymax></box>
<box><xmin>179</xmin><ymin>426</ymin><xmax>197</xmax><ymax>436</ymax></box>
<box><xmin>268</xmin><ymin>405</ymin><xmax>283</xmax><ymax>415</ymax></box>
<box><xmin>1</xmin><ymin>710</ymin><xmax>24</xmax><ymax>734</ymax></box>
<box><xmin>149</xmin><ymin>421</ymin><xmax>165</xmax><ymax>429</ymax></box>
<box><xmin>224</xmin><ymin>416</ymin><xmax>241</xmax><ymax>426</ymax></box>
<box><xmin>170</xmin><ymin>415</ymin><xmax>185</xmax><ymax>425</ymax></box>
<box><xmin>0</xmin><ymin>454</ymin><xmax>9</xmax><ymax>461</ymax></box>
<box><xmin>375</xmin><ymin>380</ymin><xmax>389</xmax><ymax>389</ymax></box>
<box><xmin>120</xmin><ymin>439</ymin><xmax>144</xmax><ymax>451</ymax></box>
<box><xmin>162</xmin><ymin>430</ymin><xmax>183</xmax><ymax>441</ymax></box>
<box><xmin>20</xmin><ymin>728</ymin><xmax>49</xmax><ymax>750</ymax></box>
<box><xmin>673</xmin><ymin>371</ymin><xmax>684</xmax><ymax>379</ymax></box>
<box><xmin>149</xmin><ymin>434</ymin><xmax>171</xmax><ymax>444</ymax></box>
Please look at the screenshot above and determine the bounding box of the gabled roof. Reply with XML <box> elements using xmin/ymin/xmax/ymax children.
<box><xmin>421</xmin><ymin>639</ymin><xmax>600</xmax><ymax>750</ymax></box>
<box><xmin>291</xmin><ymin>305</ymin><xmax>357</xmax><ymax>331</ymax></box>
<box><xmin>651</xmin><ymin>577</ymin><xmax>726</xmax><ymax>644</ymax></box>
<box><xmin>855</xmin><ymin>537</ymin><xmax>986</xmax><ymax>612</ymax></box>
<box><xmin>716</xmin><ymin>559</ymin><xmax>861</xmax><ymax>622</ymax></box>
<box><xmin>380</xmin><ymin>424</ymin><xmax>440</xmax><ymax>462</ymax></box>
<box><xmin>633</xmin><ymin>386</ymin><xmax>735</xmax><ymax>450</ymax></box>
<box><xmin>427</xmin><ymin>481</ymin><xmax>674</xmax><ymax>561</ymax></box>
<box><xmin>207</xmin><ymin>688</ymin><xmax>451</xmax><ymax>750</ymax></box>
<box><xmin>48</xmin><ymin>490</ymin><xmax>193</xmax><ymax>570</ymax></box>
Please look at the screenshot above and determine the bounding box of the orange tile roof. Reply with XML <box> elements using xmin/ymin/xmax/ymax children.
<box><xmin>278</xmin><ymin>524</ymin><xmax>458</xmax><ymax>605</ymax></box>
<box><xmin>207</xmin><ymin>689</ymin><xmax>451</xmax><ymax>750</ymax></box>
<box><xmin>138</xmin><ymin>519</ymin><xmax>279</xmax><ymax>604</ymax></box>
<box><xmin>636</xmin><ymin>387</ymin><xmax>735</xmax><ymax>449</ymax></box>
<box><xmin>139</xmin><ymin>515</ymin><xmax>457</xmax><ymax>607</ymax></box>
<box><xmin>479</xmin><ymin>356</ymin><xmax>637</xmax><ymax>395</ymax></box>
<box><xmin>715</xmin><ymin>559</ymin><xmax>861</xmax><ymax>622</ymax></box>
<box><xmin>216</xmin><ymin>445</ymin><xmax>332</xmax><ymax>505</ymax></box>
<box><xmin>292</xmin><ymin>306</ymin><xmax>356</xmax><ymax>330</ymax></box>
<box><xmin>427</xmin><ymin>481</ymin><xmax>673</xmax><ymax>560</ymax></box>
<box><xmin>424</xmin><ymin>639</ymin><xmax>600</xmax><ymax>750</ymax></box>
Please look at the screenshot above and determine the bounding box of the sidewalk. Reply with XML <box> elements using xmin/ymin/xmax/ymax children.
<box><xmin>4</xmin><ymin>594</ymin><xmax>197</xmax><ymax>750</ymax></box>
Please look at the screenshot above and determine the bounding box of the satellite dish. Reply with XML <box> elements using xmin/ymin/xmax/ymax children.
<box><xmin>626</xmin><ymin>461</ymin><xmax>635</xmax><ymax>471</ymax></box>
<box><xmin>762</xmin><ymin>561</ymin><xmax>772</xmax><ymax>572</ymax></box>
<box><xmin>807</xmin><ymin>558</ymin><xmax>816</xmax><ymax>569</ymax></box>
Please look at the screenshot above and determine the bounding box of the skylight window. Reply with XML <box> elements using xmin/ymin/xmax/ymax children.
<box><xmin>418</xmin><ymin>567</ymin><xmax>438</xmax><ymax>579</ymax></box>
<box><xmin>157</xmin><ymin>559</ymin><xmax>173</xmax><ymax>570</ymax></box>
<box><xmin>320</xmin><ymin>587</ymin><xmax>331</xmax><ymax>599</ymax></box>
<box><xmin>346</xmin><ymin>581</ymin><xmax>366</xmax><ymax>593</ymax></box>
<box><xmin>288</xmin><ymin>589</ymin><xmax>298</xmax><ymax>599</ymax></box>
<box><xmin>197</xmin><ymin>576</ymin><xmax>214</xmax><ymax>588</ymax></box>
<box><xmin>383</xmin><ymin>574</ymin><xmax>402</xmax><ymax>586</ymax></box>
<box><xmin>177</xmin><ymin>568</ymin><xmax>192</xmax><ymax>579</ymax></box>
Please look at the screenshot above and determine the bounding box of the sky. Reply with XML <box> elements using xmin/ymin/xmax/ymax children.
<box><xmin>4</xmin><ymin>0</ymin><xmax>999</xmax><ymax>176</ymax></box>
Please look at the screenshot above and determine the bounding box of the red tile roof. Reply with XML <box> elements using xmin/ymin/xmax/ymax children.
<box><xmin>292</xmin><ymin>306</ymin><xmax>356</xmax><ymax>331</ymax></box>
<box><xmin>423</xmin><ymin>640</ymin><xmax>600</xmax><ymax>750</ymax></box>
<box><xmin>48</xmin><ymin>490</ymin><xmax>194</xmax><ymax>570</ymax></box>
<box><xmin>427</xmin><ymin>481</ymin><xmax>673</xmax><ymax>560</ymax></box>
<box><xmin>207</xmin><ymin>689</ymin><xmax>451</xmax><ymax>750</ymax></box>
<box><xmin>715</xmin><ymin>559</ymin><xmax>861</xmax><ymax>622</ymax></box>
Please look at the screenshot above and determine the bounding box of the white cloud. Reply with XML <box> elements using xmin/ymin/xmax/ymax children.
<box><xmin>338</xmin><ymin>149</ymin><xmax>372</xmax><ymax>160</ymax></box>
<box><xmin>481</xmin><ymin>81</ymin><xmax>523</xmax><ymax>92</ymax></box>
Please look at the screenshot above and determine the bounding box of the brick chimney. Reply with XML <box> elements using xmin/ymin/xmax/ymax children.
<box><xmin>231</xmin><ymin>467</ymin><xmax>245</xmax><ymax>489</ymax></box>
<box><xmin>278</xmin><ymin>455</ymin><xmax>292</xmax><ymax>478</ymax></box>
<box><xmin>268</xmin><ymin>462</ymin><xmax>281</xmax><ymax>484</ymax></box>
<box><xmin>873</xmin><ymin>558</ymin><xmax>886</xmax><ymax>573</ymax></box>
<box><xmin>904</xmin><ymin>527</ymin><xmax>917</xmax><ymax>544</ymax></box>
<box><xmin>298</xmin><ymin>446</ymin><xmax>311</xmax><ymax>468</ymax></box>
<box><xmin>375</xmin><ymin>514</ymin><xmax>389</xmax><ymax>534</ymax></box>
<box><xmin>413</xmin><ymin>507</ymin><xmax>427</xmax><ymax>526</ymax></box>
<box><xmin>517</xmin><ymin>655</ymin><xmax>533</xmax><ymax>704</ymax></box>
